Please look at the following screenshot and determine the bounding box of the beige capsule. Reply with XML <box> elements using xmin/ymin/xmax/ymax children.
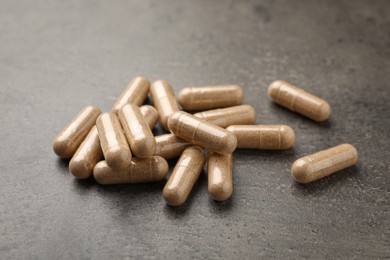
<box><xmin>226</xmin><ymin>125</ymin><xmax>295</xmax><ymax>150</ymax></box>
<box><xmin>168</xmin><ymin>111</ymin><xmax>237</xmax><ymax>154</ymax></box>
<box><xmin>150</xmin><ymin>80</ymin><xmax>179</xmax><ymax>130</ymax></box>
<box><xmin>93</xmin><ymin>156</ymin><xmax>169</xmax><ymax>185</ymax></box>
<box><xmin>112</xmin><ymin>77</ymin><xmax>150</xmax><ymax>114</ymax></box>
<box><xmin>96</xmin><ymin>112</ymin><xmax>132</xmax><ymax>169</ymax></box>
<box><xmin>69</xmin><ymin>126</ymin><xmax>104</xmax><ymax>179</ymax></box>
<box><xmin>163</xmin><ymin>146</ymin><xmax>206</xmax><ymax>206</ymax></box>
<box><xmin>155</xmin><ymin>134</ymin><xmax>191</xmax><ymax>160</ymax></box>
<box><xmin>194</xmin><ymin>105</ymin><xmax>256</xmax><ymax>128</ymax></box>
<box><xmin>291</xmin><ymin>144</ymin><xmax>358</xmax><ymax>184</ymax></box>
<box><xmin>178</xmin><ymin>85</ymin><xmax>244</xmax><ymax>111</ymax></box>
<box><xmin>118</xmin><ymin>104</ymin><xmax>156</xmax><ymax>158</ymax></box>
<box><xmin>208</xmin><ymin>152</ymin><xmax>233</xmax><ymax>201</ymax></box>
<box><xmin>268</xmin><ymin>80</ymin><xmax>331</xmax><ymax>122</ymax></box>
<box><xmin>140</xmin><ymin>105</ymin><xmax>159</xmax><ymax>129</ymax></box>
<box><xmin>53</xmin><ymin>106</ymin><xmax>101</xmax><ymax>158</ymax></box>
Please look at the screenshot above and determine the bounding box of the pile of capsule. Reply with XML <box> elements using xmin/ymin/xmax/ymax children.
<box><xmin>53</xmin><ymin>77</ymin><xmax>359</xmax><ymax>206</ymax></box>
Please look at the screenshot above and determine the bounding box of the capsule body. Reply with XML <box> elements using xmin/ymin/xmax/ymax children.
<box><xmin>96</xmin><ymin>112</ymin><xmax>132</xmax><ymax>169</ymax></box>
<box><xmin>53</xmin><ymin>106</ymin><xmax>101</xmax><ymax>158</ymax></box>
<box><xmin>194</xmin><ymin>105</ymin><xmax>256</xmax><ymax>128</ymax></box>
<box><xmin>93</xmin><ymin>156</ymin><xmax>169</xmax><ymax>185</ymax></box>
<box><xmin>268</xmin><ymin>80</ymin><xmax>331</xmax><ymax>122</ymax></box>
<box><xmin>69</xmin><ymin>126</ymin><xmax>104</xmax><ymax>179</ymax></box>
<box><xmin>226</xmin><ymin>125</ymin><xmax>295</xmax><ymax>150</ymax></box>
<box><xmin>154</xmin><ymin>134</ymin><xmax>191</xmax><ymax>160</ymax></box>
<box><xmin>112</xmin><ymin>77</ymin><xmax>150</xmax><ymax>114</ymax></box>
<box><xmin>168</xmin><ymin>111</ymin><xmax>237</xmax><ymax>154</ymax></box>
<box><xmin>163</xmin><ymin>146</ymin><xmax>206</xmax><ymax>206</ymax></box>
<box><xmin>208</xmin><ymin>152</ymin><xmax>233</xmax><ymax>201</ymax></box>
<box><xmin>178</xmin><ymin>85</ymin><xmax>244</xmax><ymax>111</ymax></box>
<box><xmin>150</xmin><ymin>80</ymin><xmax>179</xmax><ymax>129</ymax></box>
<box><xmin>119</xmin><ymin>104</ymin><xmax>156</xmax><ymax>158</ymax></box>
<box><xmin>291</xmin><ymin>144</ymin><xmax>358</xmax><ymax>184</ymax></box>
<box><xmin>140</xmin><ymin>105</ymin><xmax>159</xmax><ymax>130</ymax></box>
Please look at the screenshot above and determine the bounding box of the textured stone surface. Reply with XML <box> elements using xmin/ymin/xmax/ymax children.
<box><xmin>1</xmin><ymin>0</ymin><xmax>389</xmax><ymax>258</ymax></box>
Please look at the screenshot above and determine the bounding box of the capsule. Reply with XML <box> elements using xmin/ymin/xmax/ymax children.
<box><xmin>194</xmin><ymin>105</ymin><xmax>256</xmax><ymax>128</ymax></box>
<box><xmin>291</xmin><ymin>144</ymin><xmax>358</xmax><ymax>184</ymax></box>
<box><xmin>268</xmin><ymin>80</ymin><xmax>331</xmax><ymax>122</ymax></box>
<box><xmin>178</xmin><ymin>85</ymin><xmax>244</xmax><ymax>111</ymax></box>
<box><xmin>163</xmin><ymin>146</ymin><xmax>206</xmax><ymax>206</ymax></box>
<box><xmin>69</xmin><ymin>126</ymin><xmax>104</xmax><ymax>179</ymax></box>
<box><xmin>140</xmin><ymin>105</ymin><xmax>159</xmax><ymax>130</ymax></box>
<box><xmin>168</xmin><ymin>111</ymin><xmax>237</xmax><ymax>154</ymax></box>
<box><xmin>118</xmin><ymin>104</ymin><xmax>156</xmax><ymax>158</ymax></box>
<box><xmin>53</xmin><ymin>106</ymin><xmax>101</xmax><ymax>158</ymax></box>
<box><xmin>96</xmin><ymin>112</ymin><xmax>132</xmax><ymax>169</ymax></box>
<box><xmin>208</xmin><ymin>152</ymin><xmax>233</xmax><ymax>201</ymax></box>
<box><xmin>150</xmin><ymin>80</ymin><xmax>179</xmax><ymax>129</ymax></box>
<box><xmin>226</xmin><ymin>125</ymin><xmax>295</xmax><ymax>150</ymax></box>
<box><xmin>112</xmin><ymin>77</ymin><xmax>150</xmax><ymax>114</ymax></box>
<box><xmin>93</xmin><ymin>156</ymin><xmax>169</xmax><ymax>185</ymax></box>
<box><xmin>155</xmin><ymin>134</ymin><xmax>191</xmax><ymax>160</ymax></box>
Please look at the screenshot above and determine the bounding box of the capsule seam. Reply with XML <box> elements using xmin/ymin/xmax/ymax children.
<box><xmin>289</xmin><ymin>87</ymin><xmax>299</xmax><ymax>111</ymax></box>
<box><xmin>258</xmin><ymin>130</ymin><xmax>262</xmax><ymax>149</ymax></box>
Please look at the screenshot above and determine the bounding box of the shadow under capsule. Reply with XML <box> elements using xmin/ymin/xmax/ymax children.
<box><xmin>290</xmin><ymin>164</ymin><xmax>360</xmax><ymax>197</ymax></box>
<box><xmin>56</xmin><ymin>157</ymin><xmax>70</xmax><ymax>173</ymax></box>
<box><xmin>208</xmin><ymin>195</ymin><xmax>234</xmax><ymax>214</ymax></box>
<box><xmin>73</xmin><ymin>176</ymin><xmax>95</xmax><ymax>188</ymax></box>
<box><xmin>269</xmin><ymin>102</ymin><xmax>333</xmax><ymax>129</ymax></box>
<box><xmin>162</xmin><ymin>170</ymin><xmax>207</xmax><ymax>218</ymax></box>
<box><xmin>234</xmin><ymin>147</ymin><xmax>297</xmax><ymax>161</ymax></box>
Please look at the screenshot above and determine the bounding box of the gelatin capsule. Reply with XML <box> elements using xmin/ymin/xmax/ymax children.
<box><xmin>119</xmin><ymin>104</ymin><xmax>156</xmax><ymax>158</ymax></box>
<box><xmin>53</xmin><ymin>105</ymin><xmax>101</xmax><ymax>158</ymax></box>
<box><xmin>268</xmin><ymin>80</ymin><xmax>331</xmax><ymax>122</ymax></box>
<box><xmin>93</xmin><ymin>156</ymin><xmax>169</xmax><ymax>185</ymax></box>
<box><xmin>291</xmin><ymin>144</ymin><xmax>358</xmax><ymax>184</ymax></box>
<box><xmin>178</xmin><ymin>85</ymin><xmax>244</xmax><ymax>111</ymax></box>
<box><xmin>112</xmin><ymin>77</ymin><xmax>150</xmax><ymax>114</ymax></box>
<box><xmin>168</xmin><ymin>111</ymin><xmax>237</xmax><ymax>154</ymax></box>
<box><xmin>226</xmin><ymin>125</ymin><xmax>295</xmax><ymax>150</ymax></box>
<box><xmin>69</xmin><ymin>126</ymin><xmax>104</xmax><ymax>179</ymax></box>
<box><xmin>96</xmin><ymin>112</ymin><xmax>132</xmax><ymax>169</ymax></box>
<box><xmin>154</xmin><ymin>134</ymin><xmax>191</xmax><ymax>160</ymax></box>
<box><xmin>140</xmin><ymin>105</ymin><xmax>159</xmax><ymax>130</ymax></box>
<box><xmin>194</xmin><ymin>105</ymin><xmax>256</xmax><ymax>128</ymax></box>
<box><xmin>163</xmin><ymin>146</ymin><xmax>206</xmax><ymax>206</ymax></box>
<box><xmin>208</xmin><ymin>152</ymin><xmax>233</xmax><ymax>201</ymax></box>
<box><xmin>150</xmin><ymin>80</ymin><xmax>179</xmax><ymax>130</ymax></box>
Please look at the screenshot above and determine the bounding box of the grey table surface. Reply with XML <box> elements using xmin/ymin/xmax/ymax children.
<box><xmin>1</xmin><ymin>0</ymin><xmax>389</xmax><ymax>259</ymax></box>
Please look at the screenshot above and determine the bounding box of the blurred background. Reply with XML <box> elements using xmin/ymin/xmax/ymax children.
<box><xmin>1</xmin><ymin>0</ymin><xmax>389</xmax><ymax>258</ymax></box>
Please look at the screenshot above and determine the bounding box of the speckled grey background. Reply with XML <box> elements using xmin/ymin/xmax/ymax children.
<box><xmin>1</xmin><ymin>0</ymin><xmax>389</xmax><ymax>259</ymax></box>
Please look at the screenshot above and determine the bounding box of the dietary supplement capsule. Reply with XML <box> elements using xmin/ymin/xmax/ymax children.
<box><xmin>96</xmin><ymin>112</ymin><xmax>132</xmax><ymax>169</ymax></box>
<box><xmin>69</xmin><ymin>126</ymin><xmax>104</xmax><ymax>179</ymax></box>
<box><xmin>155</xmin><ymin>134</ymin><xmax>191</xmax><ymax>160</ymax></box>
<box><xmin>226</xmin><ymin>125</ymin><xmax>295</xmax><ymax>150</ymax></box>
<box><xmin>163</xmin><ymin>146</ymin><xmax>206</xmax><ymax>206</ymax></box>
<box><xmin>291</xmin><ymin>144</ymin><xmax>358</xmax><ymax>184</ymax></box>
<box><xmin>208</xmin><ymin>152</ymin><xmax>233</xmax><ymax>201</ymax></box>
<box><xmin>53</xmin><ymin>106</ymin><xmax>101</xmax><ymax>158</ymax></box>
<box><xmin>93</xmin><ymin>156</ymin><xmax>169</xmax><ymax>185</ymax></box>
<box><xmin>194</xmin><ymin>105</ymin><xmax>256</xmax><ymax>128</ymax></box>
<box><xmin>140</xmin><ymin>105</ymin><xmax>159</xmax><ymax>130</ymax></box>
<box><xmin>178</xmin><ymin>85</ymin><xmax>244</xmax><ymax>111</ymax></box>
<box><xmin>150</xmin><ymin>80</ymin><xmax>179</xmax><ymax>130</ymax></box>
<box><xmin>112</xmin><ymin>77</ymin><xmax>150</xmax><ymax>114</ymax></box>
<box><xmin>119</xmin><ymin>104</ymin><xmax>156</xmax><ymax>158</ymax></box>
<box><xmin>268</xmin><ymin>80</ymin><xmax>331</xmax><ymax>122</ymax></box>
<box><xmin>168</xmin><ymin>111</ymin><xmax>237</xmax><ymax>155</ymax></box>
